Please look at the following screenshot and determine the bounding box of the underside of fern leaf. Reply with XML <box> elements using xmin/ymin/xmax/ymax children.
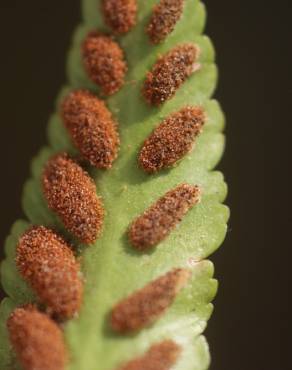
<box><xmin>0</xmin><ymin>1</ymin><xmax>229</xmax><ymax>369</ymax></box>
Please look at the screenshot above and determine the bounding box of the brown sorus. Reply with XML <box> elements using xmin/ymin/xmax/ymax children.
<box><xmin>7</xmin><ymin>305</ymin><xmax>67</xmax><ymax>370</ymax></box>
<box><xmin>16</xmin><ymin>226</ymin><xmax>83</xmax><ymax>320</ymax></box>
<box><xmin>117</xmin><ymin>340</ymin><xmax>181</xmax><ymax>370</ymax></box>
<box><xmin>129</xmin><ymin>184</ymin><xmax>201</xmax><ymax>250</ymax></box>
<box><xmin>102</xmin><ymin>0</ymin><xmax>137</xmax><ymax>34</ymax></box>
<box><xmin>82</xmin><ymin>31</ymin><xmax>127</xmax><ymax>95</ymax></box>
<box><xmin>147</xmin><ymin>0</ymin><xmax>185</xmax><ymax>44</ymax></box>
<box><xmin>139</xmin><ymin>106</ymin><xmax>205</xmax><ymax>173</ymax></box>
<box><xmin>62</xmin><ymin>89</ymin><xmax>120</xmax><ymax>169</ymax></box>
<box><xmin>143</xmin><ymin>44</ymin><xmax>200</xmax><ymax>106</ymax></box>
<box><xmin>111</xmin><ymin>268</ymin><xmax>190</xmax><ymax>333</ymax></box>
<box><xmin>42</xmin><ymin>153</ymin><xmax>104</xmax><ymax>244</ymax></box>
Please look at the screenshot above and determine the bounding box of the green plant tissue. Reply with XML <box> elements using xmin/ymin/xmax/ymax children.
<box><xmin>0</xmin><ymin>1</ymin><xmax>229</xmax><ymax>369</ymax></box>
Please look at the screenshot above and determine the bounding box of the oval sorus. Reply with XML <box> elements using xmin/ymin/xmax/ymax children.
<box><xmin>139</xmin><ymin>106</ymin><xmax>205</xmax><ymax>173</ymax></box>
<box><xmin>142</xmin><ymin>44</ymin><xmax>200</xmax><ymax>106</ymax></box>
<box><xmin>7</xmin><ymin>305</ymin><xmax>67</xmax><ymax>370</ymax></box>
<box><xmin>62</xmin><ymin>89</ymin><xmax>120</xmax><ymax>169</ymax></box>
<box><xmin>16</xmin><ymin>226</ymin><xmax>83</xmax><ymax>320</ymax></box>
<box><xmin>117</xmin><ymin>340</ymin><xmax>181</xmax><ymax>370</ymax></box>
<box><xmin>42</xmin><ymin>153</ymin><xmax>104</xmax><ymax>244</ymax></box>
<box><xmin>82</xmin><ymin>31</ymin><xmax>127</xmax><ymax>95</ymax></box>
<box><xmin>111</xmin><ymin>268</ymin><xmax>191</xmax><ymax>333</ymax></box>
<box><xmin>129</xmin><ymin>184</ymin><xmax>201</xmax><ymax>250</ymax></box>
<box><xmin>147</xmin><ymin>0</ymin><xmax>185</xmax><ymax>44</ymax></box>
<box><xmin>102</xmin><ymin>0</ymin><xmax>137</xmax><ymax>34</ymax></box>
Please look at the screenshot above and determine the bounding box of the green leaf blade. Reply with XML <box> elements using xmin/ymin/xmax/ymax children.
<box><xmin>0</xmin><ymin>1</ymin><xmax>228</xmax><ymax>369</ymax></box>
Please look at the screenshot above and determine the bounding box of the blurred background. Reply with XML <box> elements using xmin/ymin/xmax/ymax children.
<box><xmin>0</xmin><ymin>1</ymin><xmax>291</xmax><ymax>369</ymax></box>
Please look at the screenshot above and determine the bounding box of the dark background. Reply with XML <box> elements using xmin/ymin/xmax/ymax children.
<box><xmin>0</xmin><ymin>1</ymin><xmax>291</xmax><ymax>369</ymax></box>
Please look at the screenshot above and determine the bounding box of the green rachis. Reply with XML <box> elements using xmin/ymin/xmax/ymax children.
<box><xmin>0</xmin><ymin>1</ymin><xmax>229</xmax><ymax>369</ymax></box>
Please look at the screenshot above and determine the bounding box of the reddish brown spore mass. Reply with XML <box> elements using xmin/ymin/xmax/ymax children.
<box><xmin>62</xmin><ymin>89</ymin><xmax>120</xmax><ymax>169</ymax></box>
<box><xmin>82</xmin><ymin>31</ymin><xmax>127</xmax><ymax>95</ymax></box>
<box><xmin>16</xmin><ymin>226</ymin><xmax>83</xmax><ymax>320</ymax></box>
<box><xmin>147</xmin><ymin>0</ymin><xmax>185</xmax><ymax>44</ymax></box>
<box><xmin>143</xmin><ymin>44</ymin><xmax>200</xmax><ymax>106</ymax></box>
<box><xmin>102</xmin><ymin>0</ymin><xmax>137</xmax><ymax>34</ymax></box>
<box><xmin>129</xmin><ymin>184</ymin><xmax>201</xmax><ymax>250</ymax></box>
<box><xmin>42</xmin><ymin>153</ymin><xmax>104</xmax><ymax>244</ymax></box>
<box><xmin>118</xmin><ymin>340</ymin><xmax>181</xmax><ymax>370</ymax></box>
<box><xmin>111</xmin><ymin>268</ymin><xmax>190</xmax><ymax>333</ymax></box>
<box><xmin>7</xmin><ymin>306</ymin><xmax>67</xmax><ymax>370</ymax></box>
<box><xmin>139</xmin><ymin>106</ymin><xmax>205</xmax><ymax>173</ymax></box>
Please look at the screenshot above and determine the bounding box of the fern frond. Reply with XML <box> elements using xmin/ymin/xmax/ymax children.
<box><xmin>0</xmin><ymin>1</ymin><xmax>229</xmax><ymax>369</ymax></box>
